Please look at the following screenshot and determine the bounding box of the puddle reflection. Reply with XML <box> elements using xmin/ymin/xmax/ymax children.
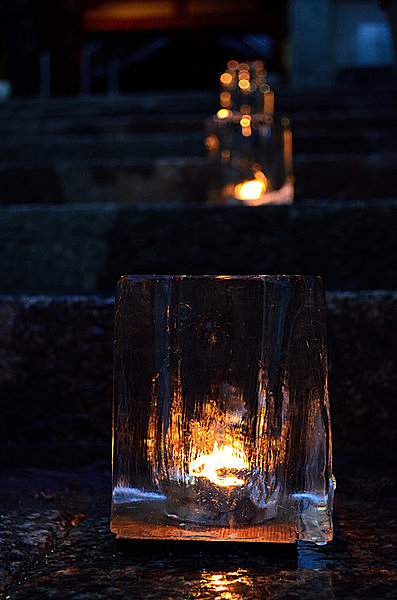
<box><xmin>197</xmin><ymin>569</ymin><xmax>254</xmax><ymax>600</ymax></box>
<box><xmin>116</xmin><ymin>539</ymin><xmax>337</xmax><ymax>599</ymax></box>
<box><xmin>184</xmin><ymin>544</ymin><xmax>336</xmax><ymax>600</ymax></box>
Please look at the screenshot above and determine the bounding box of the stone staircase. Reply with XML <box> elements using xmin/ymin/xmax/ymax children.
<box><xmin>0</xmin><ymin>85</ymin><xmax>396</xmax><ymax>294</ymax></box>
<box><xmin>0</xmin><ymin>85</ymin><xmax>396</xmax><ymax>205</ymax></box>
<box><xmin>0</xmin><ymin>88</ymin><xmax>396</xmax><ymax>598</ymax></box>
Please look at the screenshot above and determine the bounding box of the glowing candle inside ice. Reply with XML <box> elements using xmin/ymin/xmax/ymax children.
<box><xmin>189</xmin><ymin>441</ymin><xmax>249</xmax><ymax>487</ymax></box>
<box><xmin>234</xmin><ymin>173</ymin><xmax>267</xmax><ymax>201</ymax></box>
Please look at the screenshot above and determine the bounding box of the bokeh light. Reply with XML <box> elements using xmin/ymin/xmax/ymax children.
<box><xmin>220</xmin><ymin>72</ymin><xmax>233</xmax><ymax>86</ymax></box>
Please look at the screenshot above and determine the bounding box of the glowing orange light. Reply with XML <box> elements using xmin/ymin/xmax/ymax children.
<box><xmin>220</xmin><ymin>72</ymin><xmax>233</xmax><ymax>86</ymax></box>
<box><xmin>205</xmin><ymin>134</ymin><xmax>220</xmax><ymax>153</ymax></box>
<box><xmin>208</xmin><ymin>574</ymin><xmax>228</xmax><ymax>593</ymax></box>
<box><xmin>264</xmin><ymin>90</ymin><xmax>274</xmax><ymax>115</ymax></box>
<box><xmin>220</xmin><ymin>91</ymin><xmax>232</xmax><ymax>107</ymax></box>
<box><xmin>234</xmin><ymin>177</ymin><xmax>267</xmax><ymax>201</ymax></box>
<box><xmin>241</xmin><ymin>126</ymin><xmax>252</xmax><ymax>137</ymax></box>
<box><xmin>238</xmin><ymin>79</ymin><xmax>250</xmax><ymax>91</ymax></box>
<box><xmin>283</xmin><ymin>126</ymin><xmax>293</xmax><ymax>177</ymax></box>
<box><xmin>217</xmin><ymin>109</ymin><xmax>232</xmax><ymax>119</ymax></box>
<box><xmin>240</xmin><ymin>115</ymin><xmax>251</xmax><ymax>128</ymax></box>
<box><xmin>254</xmin><ymin>170</ymin><xmax>267</xmax><ymax>182</ymax></box>
<box><xmin>189</xmin><ymin>442</ymin><xmax>249</xmax><ymax>487</ymax></box>
<box><xmin>227</xmin><ymin>59</ymin><xmax>239</xmax><ymax>71</ymax></box>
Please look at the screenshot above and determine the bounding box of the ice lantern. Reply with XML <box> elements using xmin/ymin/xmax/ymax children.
<box><xmin>111</xmin><ymin>275</ymin><xmax>334</xmax><ymax>544</ymax></box>
<box><xmin>206</xmin><ymin>60</ymin><xmax>294</xmax><ymax>205</ymax></box>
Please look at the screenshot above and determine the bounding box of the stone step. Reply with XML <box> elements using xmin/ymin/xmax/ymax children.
<box><xmin>0</xmin><ymin>201</ymin><xmax>395</xmax><ymax>295</ymax></box>
<box><xmin>294</xmin><ymin>153</ymin><xmax>397</xmax><ymax>201</ymax></box>
<box><xmin>0</xmin><ymin>85</ymin><xmax>395</xmax><ymax>119</ymax></box>
<box><xmin>0</xmin><ymin>107</ymin><xmax>395</xmax><ymax>134</ymax></box>
<box><xmin>0</xmin><ymin>91</ymin><xmax>395</xmax><ymax>165</ymax></box>
<box><xmin>0</xmin><ymin>123</ymin><xmax>395</xmax><ymax>164</ymax></box>
<box><xmin>0</xmin><ymin>92</ymin><xmax>218</xmax><ymax>120</ymax></box>
<box><xmin>0</xmin><ymin>114</ymin><xmax>205</xmax><ymax>135</ymax></box>
<box><xmin>0</xmin><ymin>132</ymin><xmax>205</xmax><ymax>162</ymax></box>
<box><xmin>0</xmin><ymin>154</ymin><xmax>395</xmax><ymax>205</ymax></box>
<box><xmin>0</xmin><ymin>291</ymin><xmax>395</xmax><ymax>454</ymax></box>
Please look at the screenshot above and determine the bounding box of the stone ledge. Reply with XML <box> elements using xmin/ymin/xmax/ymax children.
<box><xmin>1</xmin><ymin>154</ymin><xmax>396</xmax><ymax>205</ymax></box>
<box><xmin>0</xmin><ymin>291</ymin><xmax>395</xmax><ymax>459</ymax></box>
<box><xmin>0</xmin><ymin>202</ymin><xmax>396</xmax><ymax>294</ymax></box>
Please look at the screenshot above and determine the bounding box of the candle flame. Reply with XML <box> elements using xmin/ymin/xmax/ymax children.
<box><xmin>234</xmin><ymin>176</ymin><xmax>267</xmax><ymax>201</ymax></box>
<box><xmin>217</xmin><ymin>108</ymin><xmax>232</xmax><ymax>119</ymax></box>
<box><xmin>189</xmin><ymin>442</ymin><xmax>249</xmax><ymax>487</ymax></box>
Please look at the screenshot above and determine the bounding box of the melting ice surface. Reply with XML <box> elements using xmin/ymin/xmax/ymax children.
<box><xmin>113</xmin><ymin>488</ymin><xmax>167</xmax><ymax>504</ymax></box>
<box><xmin>111</xmin><ymin>275</ymin><xmax>334</xmax><ymax>543</ymax></box>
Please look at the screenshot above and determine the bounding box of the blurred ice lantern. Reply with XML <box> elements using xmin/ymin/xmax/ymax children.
<box><xmin>205</xmin><ymin>60</ymin><xmax>294</xmax><ymax>206</ymax></box>
<box><xmin>0</xmin><ymin>80</ymin><xmax>12</xmax><ymax>101</ymax></box>
<box><xmin>355</xmin><ymin>22</ymin><xmax>394</xmax><ymax>66</ymax></box>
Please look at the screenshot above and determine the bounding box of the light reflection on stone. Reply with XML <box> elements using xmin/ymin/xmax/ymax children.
<box><xmin>197</xmin><ymin>569</ymin><xmax>254</xmax><ymax>600</ymax></box>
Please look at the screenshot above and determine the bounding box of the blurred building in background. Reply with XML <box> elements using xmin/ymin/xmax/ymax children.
<box><xmin>0</xmin><ymin>0</ymin><xmax>395</xmax><ymax>97</ymax></box>
<box><xmin>290</xmin><ymin>0</ymin><xmax>396</xmax><ymax>87</ymax></box>
<box><xmin>0</xmin><ymin>0</ymin><xmax>286</xmax><ymax>96</ymax></box>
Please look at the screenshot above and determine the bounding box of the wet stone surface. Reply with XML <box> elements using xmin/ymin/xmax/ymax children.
<box><xmin>0</xmin><ymin>504</ymin><xmax>68</xmax><ymax>591</ymax></box>
<box><xmin>1</xmin><ymin>449</ymin><xmax>396</xmax><ymax>600</ymax></box>
<box><xmin>0</xmin><ymin>292</ymin><xmax>396</xmax><ymax>598</ymax></box>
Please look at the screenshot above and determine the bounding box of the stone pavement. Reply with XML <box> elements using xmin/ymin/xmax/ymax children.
<box><xmin>1</xmin><ymin>442</ymin><xmax>395</xmax><ymax>599</ymax></box>
<box><xmin>0</xmin><ymin>291</ymin><xmax>396</xmax><ymax>599</ymax></box>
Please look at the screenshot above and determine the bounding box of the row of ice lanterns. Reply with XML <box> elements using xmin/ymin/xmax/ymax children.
<box><xmin>206</xmin><ymin>59</ymin><xmax>293</xmax><ymax>205</ymax></box>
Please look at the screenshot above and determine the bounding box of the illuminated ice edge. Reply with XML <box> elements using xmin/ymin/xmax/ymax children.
<box><xmin>113</xmin><ymin>487</ymin><xmax>167</xmax><ymax>504</ymax></box>
<box><xmin>113</xmin><ymin>487</ymin><xmax>333</xmax><ymax>508</ymax></box>
<box><xmin>112</xmin><ymin>486</ymin><xmax>334</xmax><ymax>544</ymax></box>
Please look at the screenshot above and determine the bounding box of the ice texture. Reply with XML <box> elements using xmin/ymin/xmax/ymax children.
<box><xmin>111</xmin><ymin>275</ymin><xmax>334</xmax><ymax>543</ymax></box>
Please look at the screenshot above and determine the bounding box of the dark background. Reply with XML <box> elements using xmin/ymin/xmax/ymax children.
<box><xmin>0</xmin><ymin>1</ymin><xmax>396</xmax><ymax>598</ymax></box>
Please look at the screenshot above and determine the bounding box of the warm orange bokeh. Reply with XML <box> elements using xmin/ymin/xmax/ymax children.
<box><xmin>240</xmin><ymin>115</ymin><xmax>251</xmax><ymax>128</ymax></box>
<box><xmin>238</xmin><ymin>79</ymin><xmax>250</xmax><ymax>91</ymax></box>
<box><xmin>217</xmin><ymin>108</ymin><xmax>232</xmax><ymax>119</ymax></box>
<box><xmin>220</xmin><ymin>72</ymin><xmax>233</xmax><ymax>86</ymax></box>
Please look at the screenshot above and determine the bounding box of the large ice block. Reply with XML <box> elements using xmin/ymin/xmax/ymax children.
<box><xmin>111</xmin><ymin>275</ymin><xmax>334</xmax><ymax>543</ymax></box>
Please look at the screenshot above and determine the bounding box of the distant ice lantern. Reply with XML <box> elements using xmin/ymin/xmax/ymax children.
<box><xmin>205</xmin><ymin>60</ymin><xmax>294</xmax><ymax>206</ymax></box>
